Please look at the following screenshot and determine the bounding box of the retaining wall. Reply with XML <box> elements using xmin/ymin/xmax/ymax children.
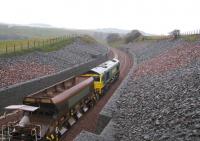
<box><xmin>0</xmin><ymin>53</ymin><xmax>108</xmax><ymax>113</ymax></box>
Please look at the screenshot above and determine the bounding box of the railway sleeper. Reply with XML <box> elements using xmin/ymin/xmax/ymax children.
<box><xmin>68</xmin><ymin>117</ymin><xmax>76</xmax><ymax>126</ymax></box>
<box><xmin>76</xmin><ymin>111</ymin><xmax>82</xmax><ymax>119</ymax></box>
<box><xmin>82</xmin><ymin>106</ymin><xmax>89</xmax><ymax>113</ymax></box>
<box><xmin>59</xmin><ymin>127</ymin><xmax>68</xmax><ymax>136</ymax></box>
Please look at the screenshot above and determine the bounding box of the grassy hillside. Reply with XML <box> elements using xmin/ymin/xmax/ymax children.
<box><xmin>0</xmin><ymin>35</ymin><xmax>98</xmax><ymax>56</ymax></box>
<box><xmin>0</xmin><ymin>24</ymin><xmax>128</xmax><ymax>43</ymax></box>
<box><xmin>180</xmin><ymin>34</ymin><xmax>200</xmax><ymax>42</ymax></box>
<box><xmin>0</xmin><ymin>24</ymin><xmax>79</xmax><ymax>40</ymax></box>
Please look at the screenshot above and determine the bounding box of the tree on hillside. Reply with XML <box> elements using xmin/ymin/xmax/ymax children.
<box><xmin>169</xmin><ymin>29</ymin><xmax>180</xmax><ymax>39</ymax></box>
<box><xmin>106</xmin><ymin>33</ymin><xmax>121</xmax><ymax>43</ymax></box>
<box><xmin>125</xmin><ymin>30</ymin><xmax>142</xmax><ymax>43</ymax></box>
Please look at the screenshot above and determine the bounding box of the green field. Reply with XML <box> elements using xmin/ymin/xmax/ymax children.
<box><xmin>0</xmin><ymin>36</ymin><xmax>75</xmax><ymax>56</ymax></box>
<box><xmin>0</xmin><ymin>24</ymin><xmax>78</xmax><ymax>39</ymax></box>
<box><xmin>181</xmin><ymin>34</ymin><xmax>200</xmax><ymax>42</ymax></box>
<box><xmin>142</xmin><ymin>35</ymin><xmax>171</xmax><ymax>40</ymax></box>
<box><xmin>0</xmin><ymin>35</ymin><xmax>99</xmax><ymax>57</ymax></box>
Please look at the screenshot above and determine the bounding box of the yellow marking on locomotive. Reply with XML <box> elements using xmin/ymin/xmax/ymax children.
<box><xmin>95</xmin><ymin>74</ymin><xmax>105</xmax><ymax>94</ymax></box>
<box><xmin>46</xmin><ymin>136</ymin><xmax>52</xmax><ymax>141</ymax></box>
<box><xmin>81</xmin><ymin>73</ymin><xmax>104</xmax><ymax>94</ymax></box>
<box><xmin>81</xmin><ymin>74</ymin><xmax>97</xmax><ymax>77</ymax></box>
<box><xmin>50</xmin><ymin>134</ymin><xmax>55</xmax><ymax>139</ymax></box>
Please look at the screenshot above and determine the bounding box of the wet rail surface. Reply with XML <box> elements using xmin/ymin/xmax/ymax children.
<box><xmin>0</xmin><ymin>47</ymin><xmax>133</xmax><ymax>141</ymax></box>
<box><xmin>61</xmin><ymin>48</ymin><xmax>133</xmax><ymax>141</ymax></box>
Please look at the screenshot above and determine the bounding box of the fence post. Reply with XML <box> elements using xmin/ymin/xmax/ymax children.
<box><xmin>43</xmin><ymin>40</ymin><xmax>44</xmax><ymax>47</ymax></box>
<box><xmin>28</xmin><ymin>40</ymin><xmax>29</xmax><ymax>49</ymax></box>
<box><xmin>21</xmin><ymin>43</ymin><xmax>23</xmax><ymax>50</ymax></box>
<box><xmin>14</xmin><ymin>44</ymin><xmax>16</xmax><ymax>53</ymax></box>
<box><xmin>6</xmin><ymin>44</ymin><xmax>8</xmax><ymax>54</ymax></box>
<box><xmin>34</xmin><ymin>40</ymin><xmax>36</xmax><ymax>48</ymax></box>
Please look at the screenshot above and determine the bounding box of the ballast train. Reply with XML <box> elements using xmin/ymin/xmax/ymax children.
<box><xmin>2</xmin><ymin>58</ymin><xmax>120</xmax><ymax>141</ymax></box>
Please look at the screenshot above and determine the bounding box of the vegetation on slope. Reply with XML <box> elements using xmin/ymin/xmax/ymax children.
<box><xmin>0</xmin><ymin>24</ymin><xmax>78</xmax><ymax>40</ymax></box>
<box><xmin>0</xmin><ymin>35</ymin><xmax>98</xmax><ymax>57</ymax></box>
<box><xmin>181</xmin><ymin>34</ymin><xmax>200</xmax><ymax>42</ymax></box>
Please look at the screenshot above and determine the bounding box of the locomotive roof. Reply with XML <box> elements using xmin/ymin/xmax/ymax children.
<box><xmin>91</xmin><ymin>58</ymin><xmax>119</xmax><ymax>74</ymax></box>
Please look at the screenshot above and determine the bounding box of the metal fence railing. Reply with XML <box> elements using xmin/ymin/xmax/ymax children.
<box><xmin>144</xmin><ymin>29</ymin><xmax>200</xmax><ymax>41</ymax></box>
<box><xmin>181</xmin><ymin>29</ymin><xmax>200</xmax><ymax>36</ymax></box>
<box><xmin>0</xmin><ymin>34</ymin><xmax>79</xmax><ymax>55</ymax></box>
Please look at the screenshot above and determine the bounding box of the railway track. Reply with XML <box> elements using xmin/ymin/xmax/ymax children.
<box><xmin>61</xmin><ymin>47</ymin><xmax>133</xmax><ymax>141</ymax></box>
<box><xmin>0</xmin><ymin>47</ymin><xmax>133</xmax><ymax>141</ymax></box>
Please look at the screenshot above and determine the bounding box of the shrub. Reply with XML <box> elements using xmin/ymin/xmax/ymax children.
<box><xmin>125</xmin><ymin>30</ymin><xmax>142</xmax><ymax>43</ymax></box>
<box><xmin>106</xmin><ymin>33</ymin><xmax>121</xmax><ymax>43</ymax></box>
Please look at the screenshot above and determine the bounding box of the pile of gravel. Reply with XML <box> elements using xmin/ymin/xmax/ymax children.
<box><xmin>0</xmin><ymin>52</ymin><xmax>69</xmax><ymax>71</ymax></box>
<box><xmin>125</xmin><ymin>39</ymin><xmax>200</xmax><ymax>64</ymax></box>
<box><xmin>109</xmin><ymin>40</ymin><xmax>200</xmax><ymax>141</ymax></box>
<box><xmin>0</xmin><ymin>40</ymin><xmax>108</xmax><ymax>88</ymax></box>
<box><xmin>134</xmin><ymin>44</ymin><xmax>200</xmax><ymax>79</ymax></box>
<box><xmin>114</xmin><ymin>58</ymin><xmax>200</xmax><ymax>141</ymax></box>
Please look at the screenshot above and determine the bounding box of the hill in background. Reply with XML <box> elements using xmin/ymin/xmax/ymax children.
<box><xmin>0</xmin><ymin>23</ymin><xmax>150</xmax><ymax>42</ymax></box>
<box><xmin>0</xmin><ymin>23</ymin><xmax>77</xmax><ymax>40</ymax></box>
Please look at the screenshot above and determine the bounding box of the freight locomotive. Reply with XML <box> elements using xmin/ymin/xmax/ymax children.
<box><xmin>1</xmin><ymin>58</ymin><xmax>120</xmax><ymax>141</ymax></box>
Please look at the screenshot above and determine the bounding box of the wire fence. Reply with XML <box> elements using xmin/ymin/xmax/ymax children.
<box><xmin>142</xmin><ymin>35</ymin><xmax>172</xmax><ymax>41</ymax></box>
<box><xmin>144</xmin><ymin>29</ymin><xmax>200</xmax><ymax>41</ymax></box>
<box><xmin>0</xmin><ymin>34</ymin><xmax>79</xmax><ymax>55</ymax></box>
<box><xmin>181</xmin><ymin>29</ymin><xmax>200</xmax><ymax>36</ymax></box>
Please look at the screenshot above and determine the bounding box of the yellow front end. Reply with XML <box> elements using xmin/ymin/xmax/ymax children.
<box><xmin>94</xmin><ymin>80</ymin><xmax>104</xmax><ymax>94</ymax></box>
<box><xmin>81</xmin><ymin>74</ymin><xmax>104</xmax><ymax>95</ymax></box>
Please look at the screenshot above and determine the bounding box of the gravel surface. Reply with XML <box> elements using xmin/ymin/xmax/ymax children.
<box><xmin>134</xmin><ymin>44</ymin><xmax>200</xmax><ymax>79</ymax></box>
<box><xmin>0</xmin><ymin>39</ymin><xmax>107</xmax><ymax>88</ymax></box>
<box><xmin>111</xmin><ymin>40</ymin><xmax>200</xmax><ymax>141</ymax></box>
<box><xmin>125</xmin><ymin>39</ymin><xmax>200</xmax><ymax>64</ymax></box>
<box><xmin>0</xmin><ymin>61</ymin><xmax>55</xmax><ymax>88</ymax></box>
<box><xmin>114</xmin><ymin>59</ymin><xmax>200</xmax><ymax>141</ymax></box>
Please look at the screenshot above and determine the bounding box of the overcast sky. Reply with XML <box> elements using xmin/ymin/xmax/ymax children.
<box><xmin>0</xmin><ymin>0</ymin><xmax>199</xmax><ymax>34</ymax></box>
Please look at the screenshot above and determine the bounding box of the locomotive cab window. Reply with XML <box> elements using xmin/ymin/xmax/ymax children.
<box><xmin>117</xmin><ymin>64</ymin><xmax>120</xmax><ymax>70</ymax></box>
<box><xmin>105</xmin><ymin>72</ymin><xmax>110</xmax><ymax>80</ymax></box>
<box><xmin>94</xmin><ymin>76</ymin><xmax>100</xmax><ymax>81</ymax></box>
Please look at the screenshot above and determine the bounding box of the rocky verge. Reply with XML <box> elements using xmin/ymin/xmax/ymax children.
<box><xmin>0</xmin><ymin>37</ymin><xmax>108</xmax><ymax>89</ymax></box>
